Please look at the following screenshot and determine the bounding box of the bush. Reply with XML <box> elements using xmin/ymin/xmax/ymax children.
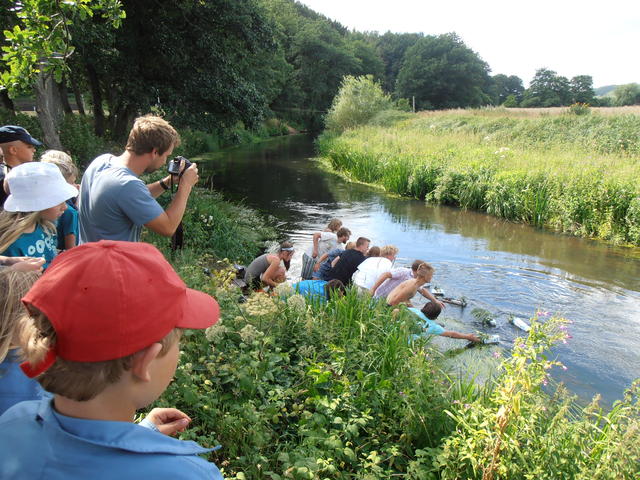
<box><xmin>325</xmin><ymin>75</ymin><xmax>395</xmax><ymax>132</ymax></box>
<box><xmin>568</xmin><ymin>102</ymin><xmax>591</xmax><ymax>115</ymax></box>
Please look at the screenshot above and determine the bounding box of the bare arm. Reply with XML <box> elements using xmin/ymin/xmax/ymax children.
<box><xmin>64</xmin><ymin>234</ymin><xmax>76</xmax><ymax>250</ymax></box>
<box><xmin>441</xmin><ymin>331</ymin><xmax>480</xmax><ymax>342</ymax></box>
<box><xmin>418</xmin><ymin>287</ymin><xmax>446</xmax><ymax>309</ymax></box>
<box><xmin>311</xmin><ymin>232</ymin><xmax>321</xmax><ymax>257</ymax></box>
<box><xmin>331</xmin><ymin>256</ymin><xmax>341</xmax><ymax>268</ymax></box>
<box><xmin>147</xmin><ymin>175</ymin><xmax>174</xmax><ymax>198</ymax></box>
<box><xmin>261</xmin><ymin>256</ymin><xmax>281</xmax><ymax>287</ymax></box>
<box><xmin>313</xmin><ymin>252</ymin><xmax>329</xmax><ymax>271</ymax></box>
<box><xmin>145</xmin><ymin>164</ymin><xmax>198</xmax><ymax>237</ymax></box>
<box><xmin>370</xmin><ymin>271</ymin><xmax>392</xmax><ymax>295</ymax></box>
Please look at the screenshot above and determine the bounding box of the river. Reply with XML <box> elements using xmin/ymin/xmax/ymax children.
<box><xmin>198</xmin><ymin>134</ymin><xmax>640</xmax><ymax>405</ymax></box>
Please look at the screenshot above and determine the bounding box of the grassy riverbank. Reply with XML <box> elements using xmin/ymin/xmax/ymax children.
<box><xmin>317</xmin><ymin>109</ymin><xmax>640</xmax><ymax>246</ymax></box>
<box><xmin>141</xmin><ymin>194</ymin><xmax>639</xmax><ymax>479</ymax></box>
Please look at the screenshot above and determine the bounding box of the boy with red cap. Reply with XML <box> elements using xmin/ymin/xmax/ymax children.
<box><xmin>0</xmin><ymin>241</ymin><xmax>224</xmax><ymax>479</ymax></box>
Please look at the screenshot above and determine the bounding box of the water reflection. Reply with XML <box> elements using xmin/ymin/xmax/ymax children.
<box><xmin>198</xmin><ymin>135</ymin><xmax>640</xmax><ymax>405</ymax></box>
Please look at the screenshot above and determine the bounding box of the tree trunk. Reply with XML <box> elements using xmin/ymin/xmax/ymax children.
<box><xmin>0</xmin><ymin>91</ymin><xmax>16</xmax><ymax>114</ymax></box>
<box><xmin>112</xmin><ymin>103</ymin><xmax>137</xmax><ymax>142</ymax></box>
<box><xmin>34</xmin><ymin>71</ymin><xmax>65</xmax><ymax>150</ymax></box>
<box><xmin>58</xmin><ymin>80</ymin><xmax>73</xmax><ymax>115</ymax></box>
<box><xmin>69</xmin><ymin>74</ymin><xmax>86</xmax><ymax>116</ymax></box>
<box><xmin>85</xmin><ymin>64</ymin><xmax>105</xmax><ymax>136</ymax></box>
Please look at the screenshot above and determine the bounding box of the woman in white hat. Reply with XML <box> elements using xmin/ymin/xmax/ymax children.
<box><xmin>0</xmin><ymin>162</ymin><xmax>78</xmax><ymax>269</ymax></box>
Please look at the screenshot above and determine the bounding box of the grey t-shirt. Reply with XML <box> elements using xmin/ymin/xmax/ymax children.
<box><xmin>78</xmin><ymin>154</ymin><xmax>164</xmax><ymax>243</ymax></box>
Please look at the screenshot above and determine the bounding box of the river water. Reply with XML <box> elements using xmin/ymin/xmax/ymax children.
<box><xmin>198</xmin><ymin>134</ymin><xmax>640</xmax><ymax>405</ymax></box>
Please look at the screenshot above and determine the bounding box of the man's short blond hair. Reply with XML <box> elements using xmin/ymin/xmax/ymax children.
<box><xmin>125</xmin><ymin>115</ymin><xmax>180</xmax><ymax>155</ymax></box>
<box><xmin>18</xmin><ymin>307</ymin><xmax>182</xmax><ymax>401</ymax></box>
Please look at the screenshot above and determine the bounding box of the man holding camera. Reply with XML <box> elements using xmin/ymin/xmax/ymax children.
<box><xmin>78</xmin><ymin>115</ymin><xmax>198</xmax><ymax>243</ymax></box>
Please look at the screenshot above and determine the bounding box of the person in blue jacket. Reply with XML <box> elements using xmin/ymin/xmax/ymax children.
<box><xmin>0</xmin><ymin>241</ymin><xmax>224</xmax><ymax>479</ymax></box>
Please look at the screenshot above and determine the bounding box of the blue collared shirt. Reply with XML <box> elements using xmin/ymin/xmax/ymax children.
<box><xmin>0</xmin><ymin>351</ymin><xmax>46</xmax><ymax>416</ymax></box>
<box><xmin>0</xmin><ymin>398</ymin><xmax>224</xmax><ymax>479</ymax></box>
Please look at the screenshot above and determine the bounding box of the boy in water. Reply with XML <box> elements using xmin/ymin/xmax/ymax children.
<box><xmin>0</xmin><ymin>241</ymin><xmax>223</xmax><ymax>479</ymax></box>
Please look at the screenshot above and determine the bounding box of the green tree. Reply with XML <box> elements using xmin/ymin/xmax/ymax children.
<box><xmin>1</xmin><ymin>0</ymin><xmax>124</xmax><ymax>148</ymax></box>
<box><xmin>375</xmin><ymin>31</ymin><xmax>423</xmax><ymax>93</ymax></box>
<box><xmin>489</xmin><ymin>74</ymin><xmax>524</xmax><ymax>105</ymax></box>
<box><xmin>569</xmin><ymin>75</ymin><xmax>595</xmax><ymax>104</ymax></box>
<box><xmin>395</xmin><ymin>33</ymin><xmax>491</xmax><ymax>110</ymax></box>
<box><xmin>521</xmin><ymin>68</ymin><xmax>571</xmax><ymax>107</ymax></box>
<box><xmin>325</xmin><ymin>74</ymin><xmax>393</xmax><ymax>132</ymax></box>
<box><xmin>613</xmin><ymin>83</ymin><xmax>640</xmax><ymax>106</ymax></box>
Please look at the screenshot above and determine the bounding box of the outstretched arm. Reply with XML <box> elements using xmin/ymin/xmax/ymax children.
<box><xmin>370</xmin><ymin>272</ymin><xmax>392</xmax><ymax>295</ymax></box>
<box><xmin>418</xmin><ymin>287</ymin><xmax>446</xmax><ymax>309</ymax></box>
<box><xmin>441</xmin><ymin>331</ymin><xmax>480</xmax><ymax>342</ymax></box>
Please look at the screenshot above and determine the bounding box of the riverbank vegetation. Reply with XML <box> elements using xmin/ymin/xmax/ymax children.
<box><xmin>135</xmin><ymin>202</ymin><xmax>640</xmax><ymax>479</ymax></box>
<box><xmin>319</xmin><ymin>95</ymin><xmax>640</xmax><ymax>246</ymax></box>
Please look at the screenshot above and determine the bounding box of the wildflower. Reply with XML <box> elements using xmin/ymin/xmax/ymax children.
<box><xmin>562</xmin><ymin>365</ymin><xmax>568</xmax><ymax>371</ymax></box>
<box><xmin>453</xmin><ymin>400</ymin><xmax>461</xmax><ymax>405</ymax></box>
<box><xmin>518</xmin><ymin>343</ymin><xmax>526</xmax><ymax>349</ymax></box>
<box><xmin>205</xmin><ymin>323</ymin><xmax>228</xmax><ymax>342</ymax></box>
<box><xmin>492</xmin><ymin>351</ymin><xmax>501</xmax><ymax>358</ymax></box>
<box><xmin>244</xmin><ymin>292</ymin><xmax>279</xmax><ymax>317</ymax></box>
<box><xmin>287</xmin><ymin>294</ymin><xmax>306</xmax><ymax>313</ymax></box>
<box><xmin>274</xmin><ymin>282</ymin><xmax>294</xmax><ymax>298</ymax></box>
<box><xmin>239</xmin><ymin>324</ymin><xmax>264</xmax><ymax>343</ymax></box>
<box><xmin>398</xmin><ymin>391</ymin><xmax>406</xmax><ymax>398</ymax></box>
<box><xmin>538</xmin><ymin>311</ymin><xmax>551</xmax><ymax>317</ymax></box>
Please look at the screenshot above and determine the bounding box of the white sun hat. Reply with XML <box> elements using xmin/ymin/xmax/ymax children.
<box><xmin>4</xmin><ymin>162</ymin><xmax>78</xmax><ymax>212</ymax></box>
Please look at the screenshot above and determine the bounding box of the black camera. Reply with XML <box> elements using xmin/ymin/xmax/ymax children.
<box><xmin>167</xmin><ymin>155</ymin><xmax>192</xmax><ymax>176</ymax></box>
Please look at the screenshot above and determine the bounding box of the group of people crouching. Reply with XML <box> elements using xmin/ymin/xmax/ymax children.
<box><xmin>244</xmin><ymin>218</ymin><xmax>481</xmax><ymax>343</ymax></box>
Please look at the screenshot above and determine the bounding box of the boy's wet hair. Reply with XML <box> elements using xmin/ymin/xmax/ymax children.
<box><xmin>18</xmin><ymin>306</ymin><xmax>182</xmax><ymax>401</ymax></box>
<box><xmin>324</xmin><ymin>279</ymin><xmax>346</xmax><ymax>300</ymax></box>
<box><xmin>415</xmin><ymin>262</ymin><xmax>434</xmax><ymax>279</ymax></box>
<box><xmin>125</xmin><ymin>115</ymin><xmax>180</xmax><ymax>156</ymax></box>
<box><xmin>421</xmin><ymin>301</ymin><xmax>442</xmax><ymax>320</ymax></box>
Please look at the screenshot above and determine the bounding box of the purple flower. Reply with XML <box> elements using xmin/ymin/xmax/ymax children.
<box><xmin>538</xmin><ymin>311</ymin><xmax>551</xmax><ymax>317</ymax></box>
<box><xmin>518</xmin><ymin>343</ymin><xmax>526</xmax><ymax>349</ymax></box>
<box><xmin>492</xmin><ymin>351</ymin><xmax>501</xmax><ymax>358</ymax></box>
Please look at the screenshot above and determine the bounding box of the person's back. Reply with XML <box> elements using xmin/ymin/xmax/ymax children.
<box><xmin>314</xmin><ymin>247</ymin><xmax>343</xmax><ymax>281</ymax></box>
<box><xmin>373</xmin><ymin>267</ymin><xmax>412</xmax><ymax>299</ymax></box>
<box><xmin>352</xmin><ymin>256</ymin><xmax>393</xmax><ymax>291</ymax></box>
<box><xmin>79</xmin><ymin>154</ymin><xmax>163</xmax><ymax>243</ymax></box>
<box><xmin>326</xmin><ymin>248</ymin><xmax>366</xmax><ymax>285</ymax></box>
<box><xmin>0</xmin><ymin>241</ymin><xmax>223</xmax><ymax>479</ymax></box>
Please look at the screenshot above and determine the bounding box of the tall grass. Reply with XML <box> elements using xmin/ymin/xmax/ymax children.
<box><xmin>317</xmin><ymin>110</ymin><xmax>640</xmax><ymax>245</ymax></box>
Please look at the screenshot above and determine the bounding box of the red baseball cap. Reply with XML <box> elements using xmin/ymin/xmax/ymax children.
<box><xmin>21</xmin><ymin>241</ymin><xmax>219</xmax><ymax>377</ymax></box>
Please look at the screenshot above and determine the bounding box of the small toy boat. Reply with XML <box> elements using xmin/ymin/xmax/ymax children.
<box><xmin>509</xmin><ymin>316</ymin><xmax>531</xmax><ymax>332</ymax></box>
<box><xmin>441</xmin><ymin>297</ymin><xmax>467</xmax><ymax>307</ymax></box>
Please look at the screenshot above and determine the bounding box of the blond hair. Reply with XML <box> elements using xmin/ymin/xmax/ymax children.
<box><xmin>345</xmin><ymin>241</ymin><xmax>356</xmax><ymax>250</ymax></box>
<box><xmin>0</xmin><ymin>211</ymin><xmax>55</xmax><ymax>253</ymax></box>
<box><xmin>125</xmin><ymin>115</ymin><xmax>180</xmax><ymax>155</ymax></box>
<box><xmin>0</xmin><ymin>270</ymin><xmax>39</xmax><ymax>363</ymax></box>
<box><xmin>40</xmin><ymin>150</ymin><xmax>78</xmax><ymax>182</ymax></box>
<box><xmin>18</xmin><ymin>306</ymin><xmax>182</xmax><ymax>401</ymax></box>
<box><xmin>380</xmin><ymin>245</ymin><xmax>399</xmax><ymax>257</ymax></box>
<box><xmin>326</xmin><ymin>218</ymin><xmax>342</xmax><ymax>232</ymax></box>
<box><xmin>415</xmin><ymin>262</ymin><xmax>435</xmax><ymax>279</ymax></box>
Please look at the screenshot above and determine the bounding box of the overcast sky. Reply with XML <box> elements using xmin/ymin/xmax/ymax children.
<box><xmin>299</xmin><ymin>0</ymin><xmax>640</xmax><ymax>88</ymax></box>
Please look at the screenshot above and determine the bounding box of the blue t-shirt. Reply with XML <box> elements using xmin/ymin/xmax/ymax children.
<box><xmin>0</xmin><ymin>223</ymin><xmax>56</xmax><ymax>269</ymax></box>
<box><xmin>293</xmin><ymin>280</ymin><xmax>328</xmax><ymax>303</ymax></box>
<box><xmin>56</xmin><ymin>199</ymin><xmax>78</xmax><ymax>250</ymax></box>
<box><xmin>408</xmin><ymin>307</ymin><xmax>446</xmax><ymax>336</ymax></box>
<box><xmin>0</xmin><ymin>398</ymin><xmax>224</xmax><ymax>480</ymax></box>
<box><xmin>0</xmin><ymin>351</ymin><xmax>46</xmax><ymax>416</ymax></box>
<box><xmin>78</xmin><ymin>154</ymin><xmax>164</xmax><ymax>243</ymax></box>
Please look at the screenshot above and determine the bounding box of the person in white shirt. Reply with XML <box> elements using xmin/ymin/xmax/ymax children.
<box><xmin>300</xmin><ymin>222</ymin><xmax>350</xmax><ymax>280</ymax></box>
<box><xmin>352</xmin><ymin>245</ymin><xmax>399</xmax><ymax>292</ymax></box>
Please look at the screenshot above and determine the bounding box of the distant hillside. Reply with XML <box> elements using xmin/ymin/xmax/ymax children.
<box><xmin>595</xmin><ymin>85</ymin><xmax>619</xmax><ymax>97</ymax></box>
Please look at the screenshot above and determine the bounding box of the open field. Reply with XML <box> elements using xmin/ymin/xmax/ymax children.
<box><xmin>418</xmin><ymin>105</ymin><xmax>640</xmax><ymax>118</ymax></box>
<box><xmin>318</xmin><ymin>109</ymin><xmax>640</xmax><ymax>246</ymax></box>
